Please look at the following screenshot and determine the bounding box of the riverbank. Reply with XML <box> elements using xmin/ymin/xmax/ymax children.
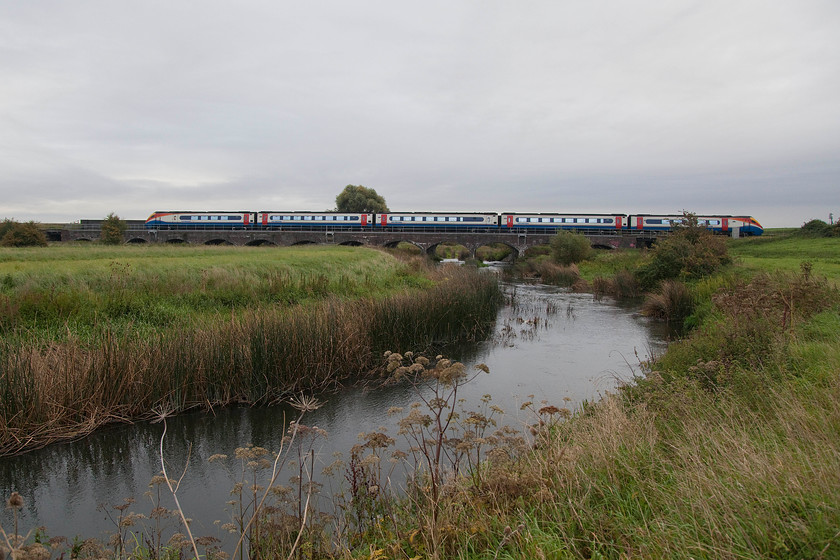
<box><xmin>0</xmin><ymin>245</ymin><xmax>502</xmax><ymax>455</ymax></box>
<box><xmin>352</xmin><ymin>232</ymin><xmax>839</xmax><ymax>559</ymax></box>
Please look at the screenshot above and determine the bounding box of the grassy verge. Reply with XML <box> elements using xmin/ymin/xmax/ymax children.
<box><xmin>0</xmin><ymin>245</ymin><xmax>502</xmax><ymax>455</ymax></box>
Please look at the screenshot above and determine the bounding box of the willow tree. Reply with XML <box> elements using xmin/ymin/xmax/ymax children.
<box><xmin>335</xmin><ymin>185</ymin><xmax>389</xmax><ymax>213</ymax></box>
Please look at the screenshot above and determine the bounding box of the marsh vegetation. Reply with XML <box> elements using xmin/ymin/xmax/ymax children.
<box><xmin>0</xmin><ymin>245</ymin><xmax>501</xmax><ymax>454</ymax></box>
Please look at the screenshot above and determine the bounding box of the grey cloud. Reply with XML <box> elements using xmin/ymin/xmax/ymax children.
<box><xmin>1</xmin><ymin>1</ymin><xmax>839</xmax><ymax>226</ymax></box>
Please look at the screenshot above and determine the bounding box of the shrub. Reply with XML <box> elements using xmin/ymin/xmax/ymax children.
<box><xmin>550</xmin><ymin>231</ymin><xmax>592</xmax><ymax>265</ymax></box>
<box><xmin>0</xmin><ymin>218</ymin><xmax>16</xmax><ymax>239</ymax></box>
<box><xmin>100</xmin><ymin>213</ymin><xmax>127</xmax><ymax>244</ymax></box>
<box><xmin>636</xmin><ymin>212</ymin><xmax>730</xmax><ymax>289</ymax></box>
<box><xmin>0</xmin><ymin>221</ymin><xmax>48</xmax><ymax>247</ymax></box>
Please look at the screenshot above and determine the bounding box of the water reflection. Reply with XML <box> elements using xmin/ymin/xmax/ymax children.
<box><xmin>0</xmin><ymin>282</ymin><xmax>667</xmax><ymax>541</ymax></box>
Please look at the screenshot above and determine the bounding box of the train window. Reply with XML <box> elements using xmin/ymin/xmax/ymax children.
<box><xmin>605</xmin><ymin>218</ymin><xmax>613</xmax><ymax>224</ymax></box>
<box><xmin>647</xmin><ymin>219</ymin><xmax>662</xmax><ymax>225</ymax></box>
<box><xmin>179</xmin><ymin>216</ymin><xmax>191</xmax><ymax>220</ymax></box>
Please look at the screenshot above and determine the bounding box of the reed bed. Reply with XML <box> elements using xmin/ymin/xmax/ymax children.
<box><xmin>0</xmin><ymin>264</ymin><xmax>501</xmax><ymax>455</ymax></box>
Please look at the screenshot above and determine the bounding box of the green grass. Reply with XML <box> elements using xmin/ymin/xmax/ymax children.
<box><xmin>578</xmin><ymin>247</ymin><xmax>646</xmax><ymax>281</ymax></box>
<box><xmin>0</xmin><ymin>244</ymin><xmax>430</xmax><ymax>342</ymax></box>
<box><xmin>728</xmin><ymin>233</ymin><xmax>840</xmax><ymax>277</ymax></box>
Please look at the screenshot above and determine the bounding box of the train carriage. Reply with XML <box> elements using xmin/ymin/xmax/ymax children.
<box><xmin>500</xmin><ymin>213</ymin><xmax>627</xmax><ymax>231</ymax></box>
<box><xmin>375</xmin><ymin>212</ymin><xmax>499</xmax><ymax>229</ymax></box>
<box><xmin>145</xmin><ymin>211</ymin><xmax>255</xmax><ymax>229</ymax></box>
<box><xmin>256</xmin><ymin>211</ymin><xmax>374</xmax><ymax>229</ymax></box>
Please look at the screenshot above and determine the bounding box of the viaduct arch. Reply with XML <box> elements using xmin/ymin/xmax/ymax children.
<box><xmin>61</xmin><ymin>226</ymin><xmax>653</xmax><ymax>255</ymax></box>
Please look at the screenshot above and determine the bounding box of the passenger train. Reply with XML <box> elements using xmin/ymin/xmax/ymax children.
<box><xmin>145</xmin><ymin>211</ymin><xmax>764</xmax><ymax>236</ymax></box>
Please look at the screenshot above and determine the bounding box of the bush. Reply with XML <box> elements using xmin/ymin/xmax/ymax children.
<box><xmin>550</xmin><ymin>231</ymin><xmax>592</xmax><ymax>265</ymax></box>
<box><xmin>636</xmin><ymin>212</ymin><xmax>730</xmax><ymax>289</ymax></box>
<box><xmin>797</xmin><ymin>219</ymin><xmax>838</xmax><ymax>238</ymax></box>
<box><xmin>0</xmin><ymin>219</ymin><xmax>16</xmax><ymax>239</ymax></box>
<box><xmin>0</xmin><ymin>221</ymin><xmax>48</xmax><ymax>247</ymax></box>
<box><xmin>100</xmin><ymin>213</ymin><xmax>127</xmax><ymax>244</ymax></box>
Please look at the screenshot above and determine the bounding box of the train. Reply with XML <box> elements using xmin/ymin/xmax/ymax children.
<box><xmin>145</xmin><ymin>211</ymin><xmax>764</xmax><ymax>236</ymax></box>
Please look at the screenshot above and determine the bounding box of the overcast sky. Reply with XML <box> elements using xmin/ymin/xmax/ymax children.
<box><xmin>1</xmin><ymin>1</ymin><xmax>838</xmax><ymax>227</ymax></box>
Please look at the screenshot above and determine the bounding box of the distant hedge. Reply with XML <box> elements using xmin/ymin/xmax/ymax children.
<box><xmin>798</xmin><ymin>219</ymin><xmax>840</xmax><ymax>238</ymax></box>
<box><xmin>0</xmin><ymin>220</ymin><xmax>48</xmax><ymax>247</ymax></box>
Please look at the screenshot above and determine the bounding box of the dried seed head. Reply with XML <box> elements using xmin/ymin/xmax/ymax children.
<box><xmin>7</xmin><ymin>491</ymin><xmax>23</xmax><ymax>509</ymax></box>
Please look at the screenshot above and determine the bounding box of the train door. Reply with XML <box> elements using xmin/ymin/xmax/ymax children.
<box><xmin>244</xmin><ymin>213</ymin><xmax>251</xmax><ymax>226</ymax></box>
<box><xmin>615</xmin><ymin>215</ymin><xmax>623</xmax><ymax>229</ymax></box>
<box><xmin>261</xmin><ymin>213</ymin><xmax>269</xmax><ymax>226</ymax></box>
<box><xmin>636</xmin><ymin>216</ymin><xmax>644</xmax><ymax>230</ymax></box>
<box><xmin>505</xmin><ymin>215</ymin><xmax>513</xmax><ymax>228</ymax></box>
<box><xmin>721</xmin><ymin>218</ymin><xmax>729</xmax><ymax>233</ymax></box>
<box><xmin>361</xmin><ymin>214</ymin><xmax>368</xmax><ymax>226</ymax></box>
<box><xmin>380</xmin><ymin>214</ymin><xmax>388</xmax><ymax>226</ymax></box>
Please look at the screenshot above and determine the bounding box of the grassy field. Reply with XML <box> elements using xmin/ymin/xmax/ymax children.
<box><xmin>0</xmin><ymin>244</ymin><xmax>430</xmax><ymax>341</ymax></box>
<box><xmin>0</xmin><ymin>244</ymin><xmax>502</xmax><ymax>455</ymax></box>
<box><xmin>729</xmin><ymin>231</ymin><xmax>840</xmax><ymax>278</ymax></box>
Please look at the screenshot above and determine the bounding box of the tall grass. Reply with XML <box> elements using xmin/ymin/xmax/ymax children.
<box><xmin>0</xmin><ymin>264</ymin><xmax>501</xmax><ymax>455</ymax></box>
<box><xmin>0</xmin><ymin>245</ymin><xmax>429</xmax><ymax>342</ymax></box>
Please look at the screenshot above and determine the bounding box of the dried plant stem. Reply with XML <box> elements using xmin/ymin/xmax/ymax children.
<box><xmin>231</xmin><ymin>411</ymin><xmax>303</xmax><ymax>560</ymax></box>
<box><xmin>286</xmin><ymin>449</ymin><xmax>315</xmax><ymax>560</ymax></box>
<box><xmin>158</xmin><ymin>415</ymin><xmax>201</xmax><ymax>560</ymax></box>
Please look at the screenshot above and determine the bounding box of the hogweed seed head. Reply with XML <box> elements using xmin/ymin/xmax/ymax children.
<box><xmin>7</xmin><ymin>491</ymin><xmax>23</xmax><ymax>509</ymax></box>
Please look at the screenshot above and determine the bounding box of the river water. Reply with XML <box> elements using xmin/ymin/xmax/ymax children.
<box><xmin>0</xmin><ymin>279</ymin><xmax>668</xmax><ymax>543</ymax></box>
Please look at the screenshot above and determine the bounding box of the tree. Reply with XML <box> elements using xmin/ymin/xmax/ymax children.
<box><xmin>100</xmin><ymin>213</ymin><xmax>127</xmax><ymax>244</ymax></box>
<box><xmin>0</xmin><ymin>221</ymin><xmax>48</xmax><ymax>247</ymax></box>
<box><xmin>550</xmin><ymin>230</ymin><xmax>592</xmax><ymax>265</ymax></box>
<box><xmin>335</xmin><ymin>185</ymin><xmax>389</xmax><ymax>213</ymax></box>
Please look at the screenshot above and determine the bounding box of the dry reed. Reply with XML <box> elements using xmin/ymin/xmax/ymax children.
<box><xmin>0</xmin><ymin>267</ymin><xmax>501</xmax><ymax>455</ymax></box>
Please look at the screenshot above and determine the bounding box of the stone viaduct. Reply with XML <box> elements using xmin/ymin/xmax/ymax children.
<box><xmin>61</xmin><ymin>225</ymin><xmax>659</xmax><ymax>258</ymax></box>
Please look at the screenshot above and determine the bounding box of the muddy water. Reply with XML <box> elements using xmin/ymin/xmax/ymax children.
<box><xmin>0</xmin><ymin>281</ymin><xmax>668</xmax><ymax>542</ymax></box>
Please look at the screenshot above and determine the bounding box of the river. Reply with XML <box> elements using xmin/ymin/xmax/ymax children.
<box><xmin>0</xmin><ymin>279</ymin><xmax>668</xmax><ymax>544</ymax></box>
